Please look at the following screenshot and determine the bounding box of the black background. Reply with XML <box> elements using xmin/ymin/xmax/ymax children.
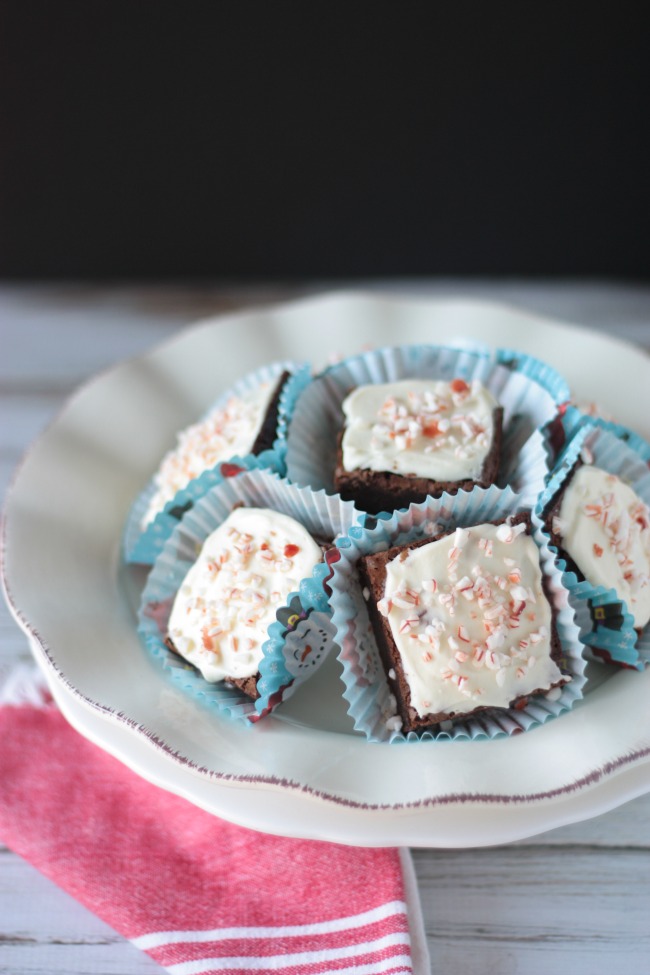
<box><xmin>1</xmin><ymin>2</ymin><xmax>648</xmax><ymax>279</ymax></box>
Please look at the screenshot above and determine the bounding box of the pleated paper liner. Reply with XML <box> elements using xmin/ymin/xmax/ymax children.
<box><xmin>544</xmin><ymin>403</ymin><xmax>650</xmax><ymax>467</ymax></box>
<box><xmin>536</xmin><ymin>424</ymin><xmax>650</xmax><ymax>670</ymax></box>
<box><xmin>137</xmin><ymin>468</ymin><xmax>360</xmax><ymax>723</ymax></box>
<box><xmin>325</xmin><ymin>484</ymin><xmax>585</xmax><ymax>742</ymax></box>
<box><xmin>285</xmin><ymin>343</ymin><xmax>570</xmax><ymax>510</ymax></box>
<box><xmin>124</xmin><ymin>361</ymin><xmax>312</xmax><ymax>564</ymax></box>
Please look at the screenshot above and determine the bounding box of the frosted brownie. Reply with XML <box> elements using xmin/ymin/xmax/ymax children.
<box><xmin>334</xmin><ymin>378</ymin><xmax>503</xmax><ymax>514</ymax></box>
<box><xmin>359</xmin><ymin>515</ymin><xmax>567</xmax><ymax>733</ymax></box>
<box><xmin>142</xmin><ymin>371</ymin><xmax>289</xmax><ymax>527</ymax></box>
<box><xmin>165</xmin><ymin>506</ymin><xmax>322</xmax><ymax>699</ymax></box>
<box><xmin>544</xmin><ymin>464</ymin><xmax>650</xmax><ymax>633</ymax></box>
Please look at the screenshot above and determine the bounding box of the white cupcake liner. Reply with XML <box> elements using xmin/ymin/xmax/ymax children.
<box><xmin>124</xmin><ymin>361</ymin><xmax>311</xmax><ymax>564</ymax></box>
<box><xmin>501</xmin><ymin>429</ymin><xmax>552</xmax><ymax>509</ymax></box>
<box><xmin>137</xmin><ymin>468</ymin><xmax>360</xmax><ymax>723</ymax></box>
<box><xmin>329</xmin><ymin>484</ymin><xmax>586</xmax><ymax>742</ymax></box>
<box><xmin>285</xmin><ymin>344</ymin><xmax>569</xmax><ymax>509</ymax></box>
<box><xmin>536</xmin><ymin>424</ymin><xmax>650</xmax><ymax>670</ymax></box>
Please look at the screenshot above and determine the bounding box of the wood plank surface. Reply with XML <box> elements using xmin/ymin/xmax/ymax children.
<box><xmin>2</xmin><ymin>282</ymin><xmax>649</xmax><ymax>975</ymax></box>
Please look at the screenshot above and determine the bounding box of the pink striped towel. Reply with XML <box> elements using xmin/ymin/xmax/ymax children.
<box><xmin>0</xmin><ymin>668</ymin><xmax>428</xmax><ymax>974</ymax></box>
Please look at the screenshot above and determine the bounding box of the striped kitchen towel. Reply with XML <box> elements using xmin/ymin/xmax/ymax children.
<box><xmin>0</xmin><ymin>667</ymin><xmax>429</xmax><ymax>974</ymax></box>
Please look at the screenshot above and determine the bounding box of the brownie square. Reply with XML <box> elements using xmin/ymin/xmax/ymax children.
<box><xmin>359</xmin><ymin>514</ymin><xmax>565</xmax><ymax>734</ymax></box>
<box><xmin>164</xmin><ymin>522</ymin><xmax>333</xmax><ymax>703</ymax></box>
<box><xmin>334</xmin><ymin>406</ymin><xmax>503</xmax><ymax>514</ymax></box>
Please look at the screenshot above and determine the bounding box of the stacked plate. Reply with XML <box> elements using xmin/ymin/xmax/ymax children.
<box><xmin>4</xmin><ymin>292</ymin><xmax>650</xmax><ymax>847</ymax></box>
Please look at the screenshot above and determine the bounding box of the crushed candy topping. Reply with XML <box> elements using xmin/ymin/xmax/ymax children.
<box><xmin>341</xmin><ymin>379</ymin><xmax>499</xmax><ymax>483</ymax></box>
<box><xmin>142</xmin><ymin>381</ymin><xmax>277</xmax><ymax>527</ymax></box>
<box><xmin>380</xmin><ymin>522</ymin><xmax>564</xmax><ymax>718</ymax></box>
<box><xmin>556</xmin><ymin>465</ymin><xmax>650</xmax><ymax>628</ymax></box>
<box><xmin>167</xmin><ymin>508</ymin><xmax>322</xmax><ymax>683</ymax></box>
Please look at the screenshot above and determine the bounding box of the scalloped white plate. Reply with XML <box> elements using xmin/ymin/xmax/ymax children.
<box><xmin>4</xmin><ymin>292</ymin><xmax>650</xmax><ymax>847</ymax></box>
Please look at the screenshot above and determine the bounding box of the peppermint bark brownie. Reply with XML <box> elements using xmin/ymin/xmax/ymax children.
<box><xmin>359</xmin><ymin>515</ymin><xmax>567</xmax><ymax>734</ymax></box>
<box><xmin>544</xmin><ymin>464</ymin><xmax>650</xmax><ymax>634</ymax></box>
<box><xmin>165</xmin><ymin>506</ymin><xmax>323</xmax><ymax>699</ymax></box>
<box><xmin>142</xmin><ymin>371</ymin><xmax>289</xmax><ymax>527</ymax></box>
<box><xmin>334</xmin><ymin>378</ymin><xmax>503</xmax><ymax>514</ymax></box>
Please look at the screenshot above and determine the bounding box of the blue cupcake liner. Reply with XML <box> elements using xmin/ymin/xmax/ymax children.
<box><xmin>545</xmin><ymin>404</ymin><xmax>650</xmax><ymax>466</ymax></box>
<box><xmin>123</xmin><ymin>361</ymin><xmax>312</xmax><ymax>564</ymax></box>
<box><xmin>137</xmin><ymin>468</ymin><xmax>360</xmax><ymax>724</ymax></box>
<box><xmin>123</xmin><ymin>450</ymin><xmax>282</xmax><ymax>566</ymax></box>
<box><xmin>535</xmin><ymin>424</ymin><xmax>650</xmax><ymax>669</ymax></box>
<box><xmin>327</xmin><ymin>484</ymin><xmax>585</xmax><ymax>742</ymax></box>
<box><xmin>495</xmin><ymin>347</ymin><xmax>571</xmax><ymax>407</ymax></box>
<box><xmin>285</xmin><ymin>343</ymin><xmax>569</xmax><ymax>509</ymax></box>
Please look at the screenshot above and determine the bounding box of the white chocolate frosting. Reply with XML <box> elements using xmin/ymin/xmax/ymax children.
<box><xmin>143</xmin><ymin>382</ymin><xmax>277</xmax><ymax>527</ymax></box>
<box><xmin>341</xmin><ymin>379</ymin><xmax>499</xmax><ymax>482</ymax></box>
<box><xmin>555</xmin><ymin>465</ymin><xmax>650</xmax><ymax>629</ymax></box>
<box><xmin>377</xmin><ymin>521</ymin><xmax>564</xmax><ymax>718</ymax></box>
<box><xmin>168</xmin><ymin>507</ymin><xmax>322</xmax><ymax>682</ymax></box>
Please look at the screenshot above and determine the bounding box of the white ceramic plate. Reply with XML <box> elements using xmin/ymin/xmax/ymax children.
<box><xmin>4</xmin><ymin>292</ymin><xmax>650</xmax><ymax>848</ymax></box>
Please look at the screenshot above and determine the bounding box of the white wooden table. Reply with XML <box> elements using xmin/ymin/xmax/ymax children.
<box><xmin>2</xmin><ymin>282</ymin><xmax>650</xmax><ymax>975</ymax></box>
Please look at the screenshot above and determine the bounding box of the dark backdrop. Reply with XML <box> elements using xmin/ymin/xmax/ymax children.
<box><xmin>1</xmin><ymin>2</ymin><xmax>648</xmax><ymax>279</ymax></box>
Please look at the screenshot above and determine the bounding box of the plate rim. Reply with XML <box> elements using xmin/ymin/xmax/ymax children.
<box><xmin>3</xmin><ymin>290</ymin><xmax>650</xmax><ymax>840</ymax></box>
<box><xmin>42</xmin><ymin>656</ymin><xmax>650</xmax><ymax>848</ymax></box>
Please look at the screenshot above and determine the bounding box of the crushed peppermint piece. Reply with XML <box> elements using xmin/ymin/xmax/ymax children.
<box><xmin>510</xmin><ymin>585</ymin><xmax>529</xmax><ymax>602</ymax></box>
<box><xmin>385</xmin><ymin>715</ymin><xmax>403</xmax><ymax>732</ymax></box>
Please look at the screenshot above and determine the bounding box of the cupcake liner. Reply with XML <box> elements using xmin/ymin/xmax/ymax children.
<box><xmin>137</xmin><ymin>468</ymin><xmax>360</xmax><ymax>724</ymax></box>
<box><xmin>285</xmin><ymin>344</ymin><xmax>570</xmax><ymax>510</ymax></box>
<box><xmin>124</xmin><ymin>451</ymin><xmax>283</xmax><ymax>566</ymax></box>
<box><xmin>327</xmin><ymin>484</ymin><xmax>585</xmax><ymax>742</ymax></box>
<box><xmin>536</xmin><ymin>424</ymin><xmax>650</xmax><ymax>670</ymax></box>
<box><xmin>495</xmin><ymin>348</ymin><xmax>571</xmax><ymax>407</ymax></box>
<box><xmin>500</xmin><ymin>429</ymin><xmax>551</xmax><ymax>509</ymax></box>
<box><xmin>545</xmin><ymin>403</ymin><xmax>650</xmax><ymax>467</ymax></box>
<box><xmin>124</xmin><ymin>361</ymin><xmax>311</xmax><ymax>564</ymax></box>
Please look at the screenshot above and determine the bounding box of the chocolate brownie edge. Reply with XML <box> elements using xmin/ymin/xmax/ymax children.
<box><xmin>541</xmin><ymin>460</ymin><xmax>586</xmax><ymax>580</ymax></box>
<box><xmin>359</xmin><ymin>513</ymin><xmax>566</xmax><ymax>734</ymax></box>
<box><xmin>251</xmin><ymin>370</ymin><xmax>291</xmax><ymax>456</ymax></box>
<box><xmin>165</xmin><ymin>635</ymin><xmax>261</xmax><ymax>701</ymax></box>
